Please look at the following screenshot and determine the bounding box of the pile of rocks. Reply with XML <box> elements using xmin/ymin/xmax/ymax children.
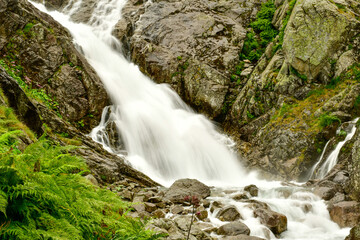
<box><xmin>105</xmin><ymin>178</ymin><xmax>288</xmax><ymax>240</ymax></box>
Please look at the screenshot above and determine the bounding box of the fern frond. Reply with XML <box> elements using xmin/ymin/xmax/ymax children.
<box><xmin>0</xmin><ymin>190</ymin><xmax>7</xmax><ymax>217</ymax></box>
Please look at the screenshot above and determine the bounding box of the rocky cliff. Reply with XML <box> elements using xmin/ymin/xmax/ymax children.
<box><xmin>0</xmin><ymin>0</ymin><xmax>157</xmax><ymax>187</ymax></box>
<box><xmin>111</xmin><ymin>0</ymin><xmax>360</xmax><ymax>181</ymax></box>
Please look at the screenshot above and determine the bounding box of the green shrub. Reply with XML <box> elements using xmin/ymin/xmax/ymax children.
<box><xmin>240</xmin><ymin>0</ymin><xmax>278</xmax><ymax>62</ymax></box>
<box><xmin>318</xmin><ymin>113</ymin><xmax>341</xmax><ymax>128</ymax></box>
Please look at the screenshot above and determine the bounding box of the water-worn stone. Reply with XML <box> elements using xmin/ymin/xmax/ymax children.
<box><xmin>171</xmin><ymin>205</ymin><xmax>184</xmax><ymax>215</ymax></box>
<box><xmin>244</xmin><ymin>185</ymin><xmax>259</xmax><ymax>197</ymax></box>
<box><xmin>210</xmin><ymin>201</ymin><xmax>224</xmax><ymax>213</ymax></box>
<box><xmin>164</xmin><ymin>178</ymin><xmax>210</xmax><ymax>204</ymax></box>
<box><xmin>254</xmin><ymin>208</ymin><xmax>287</xmax><ymax>235</ymax></box>
<box><xmin>216</xmin><ymin>206</ymin><xmax>242</xmax><ymax>222</ymax></box>
<box><xmin>329</xmin><ymin>201</ymin><xmax>360</xmax><ymax>228</ymax></box>
<box><xmin>217</xmin><ymin>222</ymin><xmax>250</xmax><ymax>236</ymax></box>
<box><xmin>223</xmin><ymin>235</ymin><xmax>265</xmax><ymax>240</ymax></box>
<box><xmin>233</xmin><ymin>193</ymin><xmax>249</xmax><ymax>201</ymax></box>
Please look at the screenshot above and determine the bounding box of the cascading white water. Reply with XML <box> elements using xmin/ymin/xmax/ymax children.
<box><xmin>309</xmin><ymin>118</ymin><xmax>359</xmax><ymax>180</ymax></box>
<box><xmin>30</xmin><ymin>1</ymin><xmax>351</xmax><ymax>239</ymax></box>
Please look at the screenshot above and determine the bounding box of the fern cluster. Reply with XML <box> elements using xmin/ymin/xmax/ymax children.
<box><xmin>0</xmin><ymin>105</ymin><xmax>165</xmax><ymax>240</ymax></box>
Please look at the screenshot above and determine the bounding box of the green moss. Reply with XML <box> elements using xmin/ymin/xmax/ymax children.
<box><xmin>23</xmin><ymin>23</ymin><xmax>34</xmax><ymax>34</ymax></box>
<box><xmin>326</xmin><ymin>76</ymin><xmax>341</xmax><ymax>89</ymax></box>
<box><xmin>247</xmin><ymin>110</ymin><xmax>255</xmax><ymax>119</ymax></box>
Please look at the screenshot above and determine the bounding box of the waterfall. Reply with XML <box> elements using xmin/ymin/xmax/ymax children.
<box><xmin>30</xmin><ymin>1</ymin><xmax>351</xmax><ymax>239</ymax></box>
<box><xmin>309</xmin><ymin>118</ymin><xmax>359</xmax><ymax>180</ymax></box>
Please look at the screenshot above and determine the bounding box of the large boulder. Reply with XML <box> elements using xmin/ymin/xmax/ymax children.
<box><xmin>113</xmin><ymin>0</ymin><xmax>266</xmax><ymax>119</ymax></box>
<box><xmin>164</xmin><ymin>178</ymin><xmax>210</xmax><ymax>204</ymax></box>
<box><xmin>283</xmin><ymin>0</ymin><xmax>359</xmax><ymax>81</ymax></box>
<box><xmin>329</xmin><ymin>201</ymin><xmax>360</xmax><ymax>228</ymax></box>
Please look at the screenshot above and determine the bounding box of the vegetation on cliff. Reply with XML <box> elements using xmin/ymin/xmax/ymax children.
<box><xmin>0</xmin><ymin>99</ymin><xmax>163</xmax><ymax>239</ymax></box>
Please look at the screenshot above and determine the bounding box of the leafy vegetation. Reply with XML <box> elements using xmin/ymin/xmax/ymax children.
<box><xmin>0</xmin><ymin>104</ymin><xmax>164</xmax><ymax>240</ymax></box>
<box><xmin>240</xmin><ymin>0</ymin><xmax>278</xmax><ymax>62</ymax></box>
<box><xmin>318</xmin><ymin>113</ymin><xmax>341</xmax><ymax>128</ymax></box>
<box><xmin>230</xmin><ymin>0</ymin><xmax>278</xmax><ymax>86</ymax></box>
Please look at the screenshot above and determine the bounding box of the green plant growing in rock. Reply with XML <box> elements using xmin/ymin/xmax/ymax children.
<box><xmin>240</xmin><ymin>0</ymin><xmax>278</xmax><ymax>62</ymax></box>
<box><xmin>318</xmin><ymin>113</ymin><xmax>341</xmax><ymax>128</ymax></box>
<box><xmin>289</xmin><ymin>66</ymin><xmax>307</xmax><ymax>82</ymax></box>
<box><xmin>23</xmin><ymin>23</ymin><xmax>34</xmax><ymax>34</ymax></box>
<box><xmin>247</xmin><ymin>110</ymin><xmax>255</xmax><ymax>120</ymax></box>
<box><xmin>0</xmin><ymin>60</ymin><xmax>61</xmax><ymax>118</ymax></box>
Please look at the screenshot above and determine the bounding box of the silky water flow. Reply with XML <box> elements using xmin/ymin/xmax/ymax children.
<box><xmin>31</xmin><ymin>1</ymin><xmax>351</xmax><ymax>239</ymax></box>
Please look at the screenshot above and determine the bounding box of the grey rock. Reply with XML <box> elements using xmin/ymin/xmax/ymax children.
<box><xmin>244</xmin><ymin>185</ymin><xmax>259</xmax><ymax>197</ymax></box>
<box><xmin>329</xmin><ymin>201</ymin><xmax>360</xmax><ymax>228</ymax></box>
<box><xmin>222</xmin><ymin>235</ymin><xmax>266</xmax><ymax>240</ymax></box>
<box><xmin>84</xmin><ymin>174</ymin><xmax>99</xmax><ymax>186</ymax></box>
<box><xmin>217</xmin><ymin>222</ymin><xmax>250</xmax><ymax>236</ymax></box>
<box><xmin>216</xmin><ymin>206</ymin><xmax>242</xmax><ymax>222</ymax></box>
<box><xmin>164</xmin><ymin>178</ymin><xmax>210</xmax><ymax>204</ymax></box>
<box><xmin>254</xmin><ymin>208</ymin><xmax>287</xmax><ymax>235</ymax></box>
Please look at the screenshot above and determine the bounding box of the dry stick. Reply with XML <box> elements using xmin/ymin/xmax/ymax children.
<box><xmin>186</xmin><ymin>204</ymin><xmax>196</xmax><ymax>240</ymax></box>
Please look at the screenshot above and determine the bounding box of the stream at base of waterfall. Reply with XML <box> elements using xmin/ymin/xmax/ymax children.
<box><xmin>31</xmin><ymin>1</ymin><xmax>353</xmax><ymax>239</ymax></box>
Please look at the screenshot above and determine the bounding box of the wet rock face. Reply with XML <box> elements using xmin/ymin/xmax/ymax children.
<box><xmin>254</xmin><ymin>208</ymin><xmax>287</xmax><ymax>235</ymax></box>
<box><xmin>216</xmin><ymin>206</ymin><xmax>242</xmax><ymax>222</ymax></box>
<box><xmin>0</xmin><ymin>0</ymin><xmax>108</xmax><ymax>130</ymax></box>
<box><xmin>114</xmin><ymin>0</ymin><xmax>266</xmax><ymax>119</ymax></box>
